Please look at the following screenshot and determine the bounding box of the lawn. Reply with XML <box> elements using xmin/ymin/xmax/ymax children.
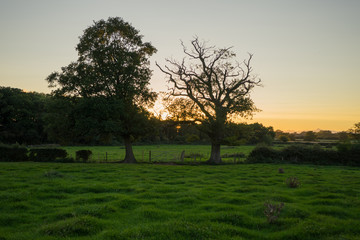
<box><xmin>0</xmin><ymin>162</ymin><xmax>359</xmax><ymax>239</ymax></box>
<box><xmin>62</xmin><ymin>145</ymin><xmax>256</xmax><ymax>163</ymax></box>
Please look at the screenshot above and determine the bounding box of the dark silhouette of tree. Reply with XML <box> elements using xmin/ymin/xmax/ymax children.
<box><xmin>349</xmin><ymin>122</ymin><xmax>360</xmax><ymax>142</ymax></box>
<box><xmin>303</xmin><ymin>131</ymin><xmax>317</xmax><ymax>141</ymax></box>
<box><xmin>0</xmin><ymin>87</ymin><xmax>48</xmax><ymax>145</ymax></box>
<box><xmin>157</xmin><ymin>37</ymin><xmax>261</xmax><ymax>164</ymax></box>
<box><xmin>46</xmin><ymin>17</ymin><xmax>157</xmax><ymax>163</ymax></box>
<box><xmin>223</xmin><ymin>122</ymin><xmax>274</xmax><ymax>146</ymax></box>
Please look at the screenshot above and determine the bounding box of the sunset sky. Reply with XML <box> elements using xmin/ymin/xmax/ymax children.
<box><xmin>1</xmin><ymin>0</ymin><xmax>359</xmax><ymax>132</ymax></box>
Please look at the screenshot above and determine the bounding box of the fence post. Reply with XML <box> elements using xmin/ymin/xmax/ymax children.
<box><xmin>180</xmin><ymin>150</ymin><xmax>185</xmax><ymax>162</ymax></box>
<box><xmin>149</xmin><ymin>151</ymin><xmax>151</xmax><ymax>162</ymax></box>
<box><xmin>142</xmin><ymin>150</ymin><xmax>144</xmax><ymax>162</ymax></box>
<box><xmin>106</xmin><ymin>152</ymin><xmax>108</xmax><ymax>162</ymax></box>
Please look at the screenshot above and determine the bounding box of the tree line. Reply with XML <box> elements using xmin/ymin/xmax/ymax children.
<box><xmin>0</xmin><ymin>86</ymin><xmax>275</xmax><ymax>146</ymax></box>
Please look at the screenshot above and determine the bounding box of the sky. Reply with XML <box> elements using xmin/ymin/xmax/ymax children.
<box><xmin>1</xmin><ymin>0</ymin><xmax>359</xmax><ymax>132</ymax></box>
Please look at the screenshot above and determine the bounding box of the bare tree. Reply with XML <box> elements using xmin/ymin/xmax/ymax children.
<box><xmin>157</xmin><ymin>37</ymin><xmax>261</xmax><ymax>164</ymax></box>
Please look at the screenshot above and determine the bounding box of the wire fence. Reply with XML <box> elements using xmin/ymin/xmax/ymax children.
<box><xmin>68</xmin><ymin>150</ymin><xmax>245</xmax><ymax>163</ymax></box>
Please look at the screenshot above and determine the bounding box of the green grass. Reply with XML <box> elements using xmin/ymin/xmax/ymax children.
<box><xmin>62</xmin><ymin>144</ymin><xmax>256</xmax><ymax>163</ymax></box>
<box><xmin>0</xmin><ymin>162</ymin><xmax>359</xmax><ymax>239</ymax></box>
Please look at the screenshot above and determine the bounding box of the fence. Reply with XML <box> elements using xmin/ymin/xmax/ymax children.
<box><xmin>68</xmin><ymin>150</ymin><xmax>212</xmax><ymax>163</ymax></box>
<box><xmin>67</xmin><ymin>148</ymin><xmax>246</xmax><ymax>163</ymax></box>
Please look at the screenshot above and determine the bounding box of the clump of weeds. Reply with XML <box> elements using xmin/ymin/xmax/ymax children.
<box><xmin>264</xmin><ymin>201</ymin><xmax>284</xmax><ymax>224</ymax></box>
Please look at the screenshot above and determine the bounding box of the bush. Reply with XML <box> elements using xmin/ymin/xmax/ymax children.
<box><xmin>0</xmin><ymin>144</ymin><xmax>28</xmax><ymax>162</ymax></box>
<box><xmin>76</xmin><ymin>150</ymin><xmax>92</xmax><ymax>162</ymax></box>
<box><xmin>337</xmin><ymin>142</ymin><xmax>352</xmax><ymax>152</ymax></box>
<box><xmin>279</xmin><ymin>135</ymin><xmax>290</xmax><ymax>143</ymax></box>
<box><xmin>246</xmin><ymin>145</ymin><xmax>280</xmax><ymax>163</ymax></box>
<box><xmin>281</xmin><ymin>145</ymin><xmax>310</xmax><ymax>163</ymax></box>
<box><xmin>348</xmin><ymin>144</ymin><xmax>360</xmax><ymax>166</ymax></box>
<box><xmin>29</xmin><ymin>148</ymin><xmax>68</xmax><ymax>162</ymax></box>
<box><xmin>339</xmin><ymin>143</ymin><xmax>360</xmax><ymax>166</ymax></box>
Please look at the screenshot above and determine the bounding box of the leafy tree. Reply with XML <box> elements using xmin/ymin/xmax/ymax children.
<box><xmin>336</xmin><ymin>131</ymin><xmax>350</xmax><ymax>142</ymax></box>
<box><xmin>303</xmin><ymin>131</ymin><xmax>317</xmax><ymax>141</ymax></box>
<box><xmin>316</xmin><ymin>130</ymin><xmax>336</xmax><ymax>140</ymax></box>
<box><xmin>223</xmin><ymin>122</ymin><xmax>274</xmax><ymax>145</ymax></box>
<box><xmin>349</xmin><ymin>122</ymin><xmax>360</xmax><ymax>142</ymax></box>
<box><xmin>0</xmin><ymin>87</ymin><xmax>48</xmax><ymax>144</ymax></box>
<box><xmin>246</xmin><ymin>123</ymin><xmax>275</xmax><ymax>145</ymax></box>
<box><xmin>44</xmin><ymin>96</ymin><xmax>77</xmax><ymax>145</ymax></box>
<box><xmin>279</xmin><ymin>135</ymin><xmax>290</xmax><ymax>143</ymax></box>
<box><xmin>45</xmin><ymin>96</ymin><xmax>118</xmax><ymax>145</ymax></box>
<box><xmin>46</xmin><ymin>17</ymin><xmax>157</xmax><ymax>163</ymax></box>
<box><xmin>275</xmin><ymin>130</ymin><xmax>295</xmax><ymax>142</ymax></box>
<box><xmin>157</xmin><ymin>38</ymin><xmax>261</xmax><ymax>164</ymax></box>
<box><xmin>288</xmin><ymin>133</ymin><xmax>296</xmax><ymax>141</ymax></box>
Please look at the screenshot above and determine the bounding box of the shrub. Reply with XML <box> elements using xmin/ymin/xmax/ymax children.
<box><xmin>76</xmin><ymin>150</ymin><xmax>92</xmax><ymax>162</ymax></box>
<box><xmin>261</xmin><ymin>134</ymin><xmax>274</xmax><ymax>146</ymax></box>
<box><xmin>337</xmin><ymin>142</ymin><xmax>352</xmax><ymax>152</ymax></box>
<box><xmin>0</xmin><ymin>144</ymin><xmax>28</xmax><ymax>162</ymax></box>
<box><xmin>280</xmin><ymin>145</ymin><xmax>309</xmax><ymax>163</ymax></box>
<box><xmin>285</xmin><ymin>176</ymin><xmax>300</xmax><ymax>188</ymax></box>
<box><xmin>29</xmin><ymin>148</ymin><xmax>68</xmax><ymax>162</ymax></box>
<box><xmin>279</xmin><ymin>135</ymin><xmax>290</xmax><ymax>143</ymax></box>
<box><xmin>246</xmin><ymin>145</ymin><xmax>280</xmax><ymax>163</ymax></box>
<box><xmin>264</xmin><ymin>201</ymin><xmax>284</xmax><ymax>223</ymax></box>
<box><xmin>340</xmin><ymin>143</ymin><xmax>360</xmax><ymax>166</ymax></box>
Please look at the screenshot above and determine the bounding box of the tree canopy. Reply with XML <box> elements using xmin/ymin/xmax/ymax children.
<box><xmin>0</xmin><ymin>87</ymin><xmax>48</xmax><ymax>145</ymax></box>
<box><xmin>46</xmin><ymin>17</ymin><xmax>157</xmax><ymax>163</ymax></box>
<box><xmin>157</xmin><ymin>37</ymin><xmax>261</xmax><ymax>163</ymax></box>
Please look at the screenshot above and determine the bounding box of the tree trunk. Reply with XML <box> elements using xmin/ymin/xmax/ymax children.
<box><xmin>207</xmin><ymin>142</ymin><xmax>222</xmax><ymax>164</ymax></box>
<box><xmin>122</xmin><ymin>136</ymin><xmax>136</xmax><ymax>163</ymax></box>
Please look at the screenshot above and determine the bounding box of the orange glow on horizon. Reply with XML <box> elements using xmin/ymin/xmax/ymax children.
<box><xmin>150</xmin><ymin>100</ymin><xmax>358</xmax><ymax>132</ymax></box>
<box><xmin>248</xmin><ymin>115</ymin><xmax>356</xmax><ymax>133</ymax></box>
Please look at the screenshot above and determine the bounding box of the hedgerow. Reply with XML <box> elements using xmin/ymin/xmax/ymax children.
<box><xmin>247</xmin><ymin>144</ymin><xmax>360</xmax><ymax>166</ymax></box>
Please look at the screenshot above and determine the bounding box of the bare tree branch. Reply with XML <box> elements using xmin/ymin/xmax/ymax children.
<box><xmin>157</xmin><ymin>38</ymin><xmax>261</xmax><ymax>163</ymax></box>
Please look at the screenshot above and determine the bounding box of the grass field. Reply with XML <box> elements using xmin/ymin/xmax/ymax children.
<box><xmin>0</xmin><ymin>162</ymin><xmax>359</xmax><ymax>239</ymax></box>
<box><xmin>62</xmin><ymin>145</ymin><xmax>257</xmax><ymax>163</ymax></box>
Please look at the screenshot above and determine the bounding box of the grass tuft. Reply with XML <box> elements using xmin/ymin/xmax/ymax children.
<box><xmin>40</xmin><ymin>215</ymin><xmax>103</xmax><ymax>237</ymax></box>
